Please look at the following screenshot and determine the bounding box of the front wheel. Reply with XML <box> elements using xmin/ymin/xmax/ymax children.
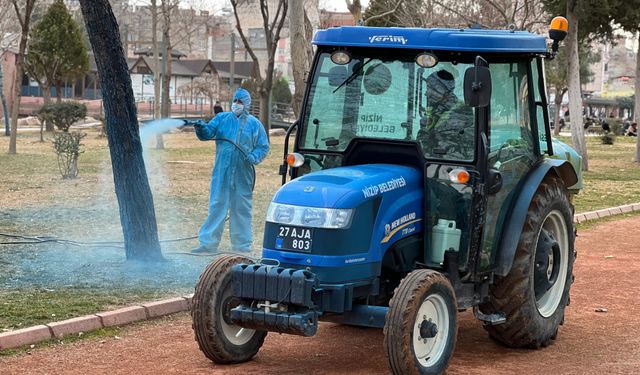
<box><xmin>191</xmin><ymin>255</ymin><xmax>267</xmax><ymax>363</ymax></box>
<box><xmin>482</xmin><ymin>177</ymin><xmax>575</xmax><ymax>348</ymax></box>
<box><xmin>384</xmin><ymin>269</ymin><xmax>458</xmax><ymax>375</ymax></box>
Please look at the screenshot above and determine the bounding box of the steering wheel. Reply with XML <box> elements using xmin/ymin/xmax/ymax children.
<box><xmin>304</xmin><ymin>154</ymin><xmax>325</xmax><ymax>169</ymax></box>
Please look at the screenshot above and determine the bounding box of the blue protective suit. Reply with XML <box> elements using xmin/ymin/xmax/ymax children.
<box><xmin>195</xmin><ymin>89</ymin><xmax>269</xmax><ymax>251</ymax></box>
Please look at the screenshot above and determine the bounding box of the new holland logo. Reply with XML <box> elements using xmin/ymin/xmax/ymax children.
<box><xmin>304</xmin><ymin>186</ymin><xmax>315</xmax><ymax>193</ymax></box>
<box><xmin>368</xmin><ymin>35</ymin><xmax>408</xmax><ymax>45</ymax></box>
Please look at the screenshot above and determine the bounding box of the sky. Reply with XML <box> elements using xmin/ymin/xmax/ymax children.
<box><xmin>174</xmin><ymin>0</ymin><xmax>370</xmax><ymax>13</ymax></box>
<box><xmin>319</xmin><ymin>0</ymin><xmax>370</xmax><ymax>12</ymax></box>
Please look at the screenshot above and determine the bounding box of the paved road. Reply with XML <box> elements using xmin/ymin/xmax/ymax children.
<box><xmin>2</xmin><ymin>216</ymin><xmax>640</xmax><ymax>374</ymax></box>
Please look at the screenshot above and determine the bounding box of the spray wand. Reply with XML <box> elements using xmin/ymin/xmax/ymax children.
<box><xmin>181</xmin><ymin>119</ymin><xmax>256</xmax><ymax>191</ymax></box>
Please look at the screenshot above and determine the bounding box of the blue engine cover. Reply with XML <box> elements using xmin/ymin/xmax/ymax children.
<box><xmin>262</xmin><ymin>164</ymin><xmax>423</xmax><ymax>282</ymax></box>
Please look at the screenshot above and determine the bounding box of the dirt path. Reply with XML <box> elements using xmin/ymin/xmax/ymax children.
<box><xmin>2</xmin><ymin>216</ymin><xmax>640</xmax><ymax>375</ymax></box>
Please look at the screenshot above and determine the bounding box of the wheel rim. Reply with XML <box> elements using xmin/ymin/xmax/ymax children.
<box><xmin>412</xmin><ymin>293</ymin><xmax>450</xmax><ymax>367</ymax></box>
<box><xmin>535</xmin><ymin>210</ymin><xmax>569</xmax><ymax>318</ymax></box>
<box><xmin>219</xmin><ymin>287</ymin><xmax>256</xmax><ymax>346</ymax></box>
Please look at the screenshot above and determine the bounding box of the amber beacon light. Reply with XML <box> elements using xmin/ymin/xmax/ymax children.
<box><xmin>549</xmin><ymin>16</ymin><xmax>568</xmax><ymax>55</ymax></box>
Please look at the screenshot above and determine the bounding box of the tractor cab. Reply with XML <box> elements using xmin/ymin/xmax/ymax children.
<box><xmin>193</xmin><ymin>19</ymin><xmax>584</xmax><ymax>375</ymax></box>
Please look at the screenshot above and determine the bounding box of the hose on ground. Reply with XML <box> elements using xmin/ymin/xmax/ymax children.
<box><xmin>0</xmin><ymin>232</ymin><xmax>197</xmax><ymax>249</ymax></box>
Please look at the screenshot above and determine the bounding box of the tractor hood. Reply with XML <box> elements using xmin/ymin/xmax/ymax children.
<box><xmin>272</xmin><ymin>164</ymin><xmax>422</xmax><ymax>209</ymax></box>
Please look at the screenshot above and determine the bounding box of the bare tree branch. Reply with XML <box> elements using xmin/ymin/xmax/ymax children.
<box><xmin>231</xmin><ymin>0</ymin><xmax>288</xmax><ymax>131</ymax></box>
<box><xmin>10</xmin><ymin>0</ymin><xmax>25</xmax><ymax>30</ymax></box>
<box><xmin>230</xmin><ymin>0</ymin><xmax>261</xmax><ymax>82</ymax></box>
<box><xmin>484</xmin><ymin>0</ymin><xmax>509</xmax><ymax>24</ymax></box>
<box><xmin>364</xmin><ymin>0</ymin><xmax>406</xmax><ymax>25</ymax></box>
<box><xmin>260</xmin><ymin>0</ymin><xmax>270</xmax><ymax>47</ymax></box>
<box><xmin>511</xmin><ymin>0</ymin><xmax>520</xmax><ymax>24</ymax></box>
<box><xmin>431</xmin><ymin>0</ymin><xmax>480</xmax><ymax>27</ymax></box>
<box><xmin>269</xmin><ymin>0</ymin><xmax>285</xmax><ymax>38</ymax></box>
<box><xmin>345</xmin><ymin>0</ymin><xmax>362</xmax><ymax>22</ymax></box>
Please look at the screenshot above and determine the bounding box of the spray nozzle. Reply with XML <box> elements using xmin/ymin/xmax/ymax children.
<box><xmin>182</xmin><ymin>119</ymin><xmax>205</xmax><ymax>127</ymax></box>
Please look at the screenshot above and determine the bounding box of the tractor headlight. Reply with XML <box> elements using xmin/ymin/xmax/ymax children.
<box><xmin>272</xmin><ymin>204</ymin><xmax>295</xmax><ymax>224</ymax></box>
<box><xmin>266</xmin><ymin>203</ymin><xmax>354</xmax><ymax>229</ymax></box>
<box><xmin>302</xmin><ymin>207</ymin><xmax>327</xmax><ymax>226</ymax></box>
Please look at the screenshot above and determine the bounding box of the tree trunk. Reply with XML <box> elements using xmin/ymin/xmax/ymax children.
<box><xmin>290</xmin><ymin>0</ymin><xmax>308</xmax><ymax>118</ymax></box>
<box><xmin>262</xmin><ymin>34</ymin><xmax>279</xmax><ymax>136</ymax></box>
<box><xmin>346</xmin><ymin>0</ymin><xmax>362</xmax><ymax>23</ymax></box>
<box><xmin>55</xmin><ymin>81</ymin><xmax>63</xmax><ymax>103</ymax></box>
<box><xmin>157</xmin><ymin>43</ymin><xmax>171</xmax><ymax>150</ymax></box>
<box><xmin>553</xmin><ymin>86</ymin><xmax>563</xmax><ymax>136</ymax></box>
<box><xmin>259</xmin><ymin>87</ymin><xmax>270</xmax><ymax>136</ymax></box>
<box><xmin>158</xmin><ymin>22</ymin><xmax>172</xmax><ymax>150</ymax></box>
<box><xmin>151</xmin><ymin>0</ymin><xmax>161</xmax><ymax>120</ymax></box>
<box><xmin>8</xmin><ymin>55</ymin><xmax>24</xmax><ymax>153</ymax></box>
<box><xmin>304</xmin><ymin>10</ymin><xmax>315</xmax><ymax>66</ymax></box>
<box><xmin>635</xmin><ymin>37</ymin><xmax>640</xmax><ymax>163</ymax></box>
<box><xmin>78</xmin><ymin>0</ymin><xmax>163</xmax><ymax>261</ymax></box>
<box><xmin>0</xmin><ymin>63</ymin><xmax>10</xmax><ymax>136</ymax></box>
<box><xmin>70</xmin><ymin>154</ymin><xmax>78</xmax><ymax>179</ymax></box>
<box><xmin>155</xmin><ymin>131</ymin><xmax>164</xmax><ymax>149</ymax></box>
<box><xmin>566</xmin><ymin>2</ymin><xmax>588</xmax><ymax>171</ymax></box>
<box><xmin>39</xmin><ymin>115</ymin><xmax>44</xmax><ymax>142</ymax></box>
<box><xmin>9</xmin><ymin>5</ymin><xmax>33</xmax><ymax>154</ymax></box>
<box><xmin>43</xmin><ymin>85</ymin><xmax>54</xmax><ymax>131</ymax></box>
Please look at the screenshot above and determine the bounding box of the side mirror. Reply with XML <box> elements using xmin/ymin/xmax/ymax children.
<box><xmin>328</xmin><ymin>66</ymin><xmax>348</xmax><ymax>87</ymax></box>
<box><xmin>463</xmin><ymin>65</ymin><xmax>492</xmax><ymax>108</ymax></box>
<box><xmin>487</xmin><ymin>168</ymin><xmax>503</xmax><ymax>194</ymax></box>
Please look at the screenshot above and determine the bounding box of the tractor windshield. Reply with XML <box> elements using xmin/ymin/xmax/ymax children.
<box><xmin>300</xmin><ymin>51</ymin><xmax>476</xmax><ymax>161</ymax></box>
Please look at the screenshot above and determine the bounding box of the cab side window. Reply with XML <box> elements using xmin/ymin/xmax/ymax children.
<box><xmin>530</xmin><ymin>58</ymin><xmax>549</xmax><ymax>154</ymax></box>
<box><xmin>481</xmin><ymin>61</ymin><xmax>537</xmax><ymax>259</ymax></box>
<box><xmin>489</xmin><ymin>62</ymin><xmax>535</xmax><ymax>161</ymax></box>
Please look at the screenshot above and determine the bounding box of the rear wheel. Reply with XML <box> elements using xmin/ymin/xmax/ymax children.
<box><xmin>191</xmin><ymin>255</ymin><xmax>267</xmax><ymax>363</ymax></box>
<box><xmin>482</xmin><ymin>177</ymin><xmax>575</xmax><ymax>348</ymax></box>
<box><xmin>384</xmin><ymin>269</ymin><xmax>457</xmax><ymax>375</ymax></box>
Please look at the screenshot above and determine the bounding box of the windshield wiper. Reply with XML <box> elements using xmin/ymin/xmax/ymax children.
<box><xmin>332</xmin><ymin>58</ymin><xmax>373</xmax><ymax>93</ymax></box>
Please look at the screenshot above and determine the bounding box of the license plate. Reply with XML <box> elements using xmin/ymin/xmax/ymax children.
<box><xmin>275</xmin><ymin>226</ymin><xmax>313</xmax><ymax>252</ymax></box>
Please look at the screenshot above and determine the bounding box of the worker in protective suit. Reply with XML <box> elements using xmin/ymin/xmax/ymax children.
<box><xmin>192</xmin><ymin>88</ymin><xmax>270</xmax><ymax>253</ymax></box>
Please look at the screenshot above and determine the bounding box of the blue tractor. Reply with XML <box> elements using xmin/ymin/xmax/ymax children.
<box><xmin>192</xmin><ymin>18</ymin><xmax>582</xmax><ymax>374</ymax></box>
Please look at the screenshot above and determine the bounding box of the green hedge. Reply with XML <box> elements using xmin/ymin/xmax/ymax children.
<box><xmin>37</xmin><ymin>102</ymin><xmax>87</xmax><ymax>132</ymax></box>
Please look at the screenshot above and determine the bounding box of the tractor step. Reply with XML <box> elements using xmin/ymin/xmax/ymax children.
<box><xmin>474</xmin><ymin>308</ymin><xmax>506</xmax><ymax>325</ymax></box>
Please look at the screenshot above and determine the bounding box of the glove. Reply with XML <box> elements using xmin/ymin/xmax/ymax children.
<box><xmin>246</xmin><ymin>153</ymin><xmax>257</xmax><ymax>165</ymax></box>
<box><xmin>192</xmin><ymin>119</ymin><xmax>206</xmax><ymax>128</ymax></box>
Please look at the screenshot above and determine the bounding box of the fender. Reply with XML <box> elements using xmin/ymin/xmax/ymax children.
<box><xmin>493</xmin><ymin>158</ymin><xmax>578</xmax><ymax>276</ymax></box>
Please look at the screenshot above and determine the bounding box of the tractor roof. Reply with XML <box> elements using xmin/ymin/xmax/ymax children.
<box><xmin>313</xmin><ymin>26</ymin><xmax>548</xmax><ymax>54</ymax></box>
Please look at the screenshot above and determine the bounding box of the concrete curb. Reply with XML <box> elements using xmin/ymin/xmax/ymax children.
<box><xmin>0</xmin><ymin>294</ymin><xmax>193</xmax><ymax>351</ymax></box>
<box><xmin>574</xmin><ymin>203</ymin><xmax>640</xmax><ymax>224</ymax></box>
<box><xmin>2</xmin><ymin>202</ymin><xmax>640</xmax><ymax>351</ymax></box>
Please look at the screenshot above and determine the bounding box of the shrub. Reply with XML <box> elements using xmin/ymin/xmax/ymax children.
<box><xmin>52</xmin><ymin>131</ymin><xmax>86</xmax><ymax>179</ymax></box>
<box><xmin>601</xmin><ymin>131</ymin><xmax>615</xmax><ymax>145</ymax></box>
<box><xmin>38</xmin><ymin>102</ymin><xmax>87</xmax><ymax>132</ymax></box>
<box><xmin>608</xmin><ymin>118</ymin><xmax>624</xmax><ymax>136</ymax></box>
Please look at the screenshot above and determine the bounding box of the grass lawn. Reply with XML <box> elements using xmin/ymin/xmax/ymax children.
<box><xmin>556</xmin><ymin>136</ymin><xmax>640</xmax><ymax>213</ymax></box>
<box><xmin>0</xmin><ymin>128</ymin><xmax>286</xmax><ymax>332</ymax></box>
<box><xmin>0</xmin><ymin>127</ymin><xmax>638</xmax><ymax>334</ymax></box>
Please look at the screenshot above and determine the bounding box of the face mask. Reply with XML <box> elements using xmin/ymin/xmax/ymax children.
<box><xmin>231</xmin><ymin>103</ymin><xmax>244</xmax><ymax>115</ymax></box>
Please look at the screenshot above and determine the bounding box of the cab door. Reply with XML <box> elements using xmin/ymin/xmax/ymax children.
<box><xmin>479</xmin><ymin>60</ymin><xmax>539</xmax><ymax>272</ymax></box>
<box><xmin>418</xmin><ymin>64</ymin><xmax>479</xmax><ymax>271</ymax></box>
